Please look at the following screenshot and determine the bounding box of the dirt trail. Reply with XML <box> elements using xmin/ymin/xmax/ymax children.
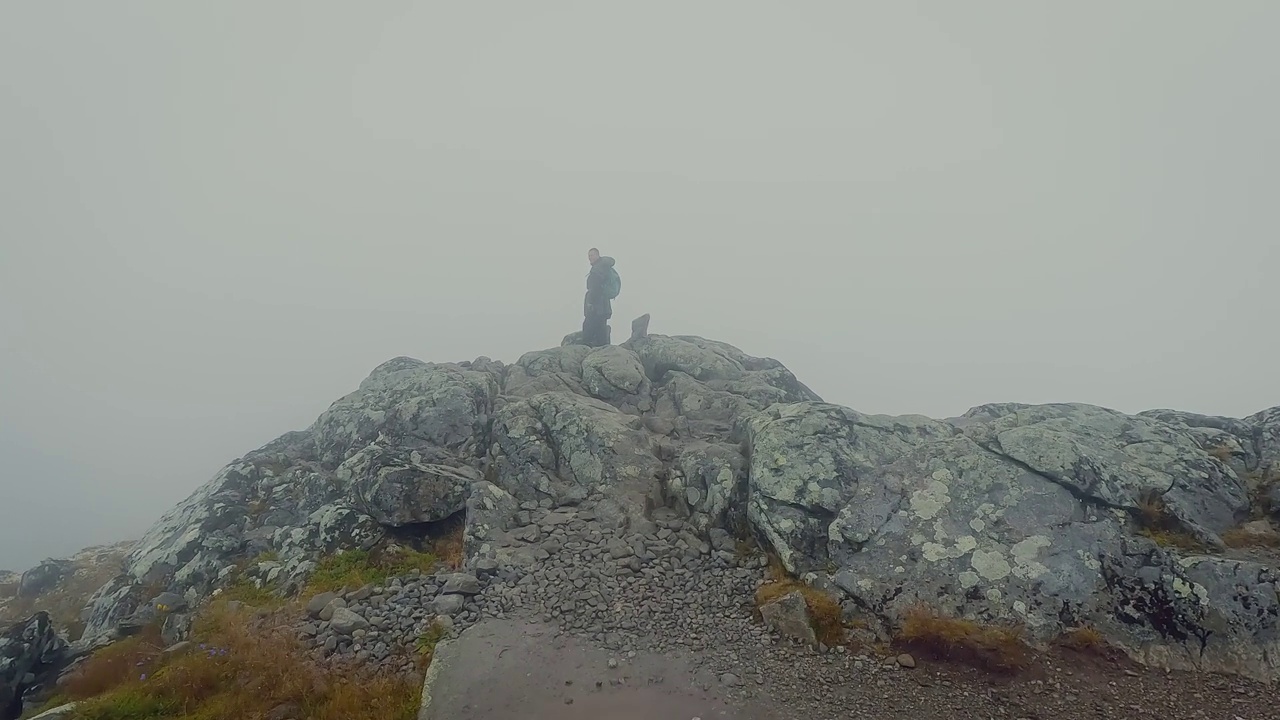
<box><xmin>419</xmin><ymin>618</ymin><xmax>780</xmax><ymax>720</ymax></box>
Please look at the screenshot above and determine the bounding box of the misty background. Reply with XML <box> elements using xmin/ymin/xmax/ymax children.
<box><xmin>2</xmin><ymin>2</ymin><xmax>1277</xmax><ymax>572</ymax></box>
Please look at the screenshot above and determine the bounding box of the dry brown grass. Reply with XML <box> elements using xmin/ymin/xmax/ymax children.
<box><xmin>895</xmin><ymin>604</ymin><xmax>1031</xmax><ymax>673</ymax></box>
<box><xmin>1134</xmin><ymin>488</ymin><xmax>1205</xmax><ymax>552</ymax></box>
<box><xmin>1207</xmin><ymin>446</ymin><xmax>1236</xmax><ymax>463</ymax></box>
<box><xmin>1056</xmin><ymin>626</ymin><xmax>1106</xmax><ymax>653</ymax></box>
<box><xmin>431</xmin><ymin>516</ymin><xmax>466</xmax><ymax>571</ymax></box>
<box><xmin>1222</xmin><ymin>525</ymin><xmax>1280</xmax><ymax>549</ymax></box>
<box><xmin>61</xmin><ymin>622</ymin><xmax>167</xmax><ymax>700</ymax></box>
<box><xmin>65</xmin><ymin>600</ymin><xmax>419</xmax><ymax>720</ymax></box>
<box><xmin>753</xmin><ymin>555</ymin><xmax>845</xmax><ymax>647</ymax></box>
<box><xmin>1138</xmin><ymin>528</ymin><xmax>1206</xmax><ymax>552</ymax></box>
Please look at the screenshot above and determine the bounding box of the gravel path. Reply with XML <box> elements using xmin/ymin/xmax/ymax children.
<box><xmin>292</xmin><ymin>497</ymin><xmax>1277</xmax><ymax>719</ymax></box>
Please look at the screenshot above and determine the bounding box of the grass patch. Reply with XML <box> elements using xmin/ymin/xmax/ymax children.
<box><xmin>1245</xmin><ymin>469</ymin><xmax>1277</xmax><ymax>519</ymax></box>
<box><xmin>895</xmin><ymin>604</ymin><xmax>1031</xmax><ymax>673</ymax></box>
<box><xmin>753</xmin><ymin>555</ymin><xmax>844</xmax><ymax>647</ymax></box>
<box><xmin>430</xmin><ymin>516</ymin><xmax>465</xmax><ymax>571</ymax></box>
<box><xmin>1221</xmin><ymin>524</ymin><xmax>1280</xmax><ymax>549</ymax></box>
<box><xmin>218</xmin><ymin>578</ymin><xmax>285</xmax><ymax>608</ymax></box>
<box><xmin>20</xmin><ymin>694</ymin><xmax>73</xmax><ymax>719</ymax></box>
<box><xmin>1135</xmin><ymin>488</ymin><xmax>1205</xmax><ymax>552</ymax></box>
<box><xmin>1056</xmin><ymin>625</ymin><xmax>1106</xmax><ymax>653</ymax></box>
<box><xmin>63</xmin><ymin>601</ymin><xmax>419</xmax><ymax>720</ymax></box>
<box><xmin>1207</xmin><ymin>445</ymin><xmax>1236</xmax><ymax>463</ymax></box>
<box><xmin>61</xmin><ymin>622</ymin><xmax>166</xmax><ymax>700</ymax></box>
<box><xmin>306</xmin><ymin>547</ymin><xmax>439</xmax><ymax>595</ymax></box>
<box><xmin>1138</xmin><ymin>528</ymin><xmax>1206</xmax><ymax>552</ymax></box>
<box><xmin>413</xmin><ymin>619</ymin><xmax>448</xmax><ymax>671</ymax></box>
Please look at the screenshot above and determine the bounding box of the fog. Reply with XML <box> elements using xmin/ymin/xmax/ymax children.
<box><xmin>2</xmin><ymin>1</ymin><xmax>1277</xmax><ymax>572</ymax></box>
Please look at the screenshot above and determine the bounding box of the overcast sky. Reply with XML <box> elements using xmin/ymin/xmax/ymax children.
<box><xmin>2</xmin><ymin>1</ymin><xmax>1277</xmax><ymax>572</ymax></box>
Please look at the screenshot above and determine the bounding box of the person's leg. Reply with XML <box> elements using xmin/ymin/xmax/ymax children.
<box><xmin>583</xmin><ymin>312</ymin><xmax>604</xmax><ymax>346</ymax></box>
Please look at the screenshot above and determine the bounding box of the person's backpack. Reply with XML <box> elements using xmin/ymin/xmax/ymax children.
<box><xmin>604</xmin><ymin>266</ymin><xmax>622</xmax><ymax>300</ymax></box>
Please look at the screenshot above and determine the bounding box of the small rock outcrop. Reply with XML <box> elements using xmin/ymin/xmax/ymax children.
<box><xmin>70</xmin><ymin>323</ymin><xmax>1280</xmax><ymax>683</ymax></box>
<box><xmin>758</xmin><ymin>591</ymin><xmax>816</xmax><ymax>648</ymax></box>
<box><xmin>0</xmin><ymin>613</ymin><xmax>68</xmax><ymax>720</ymax></box>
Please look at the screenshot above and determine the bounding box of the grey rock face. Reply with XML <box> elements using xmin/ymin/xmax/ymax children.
<box><xmin>489</xmin><ymin>392</ymin><xmax>663</xmax><ymax>513</ymax></box>
<box><xmin>341</xmin><ymin>445</ymin><xmax>479</xmax><ymax>527</ymax></box>
<box><xmin>17</xmin><ymin>561</ymin><xmax>69</xmax><ymax>599</ymax></box>
<box><xmin>1</xmin><ymin>613</ymin><xmax>68</xmax><ymax>719</ymax></box>
<box><xmin>312</xmin><ymin>357</ymin><xmax>498</xmax><ymax>469</ymax></box>
<box><xmin>960</xmin><ymin>403</ymin><xmax>1249</xmax><ymax>543</ymax></box>
<box><xmin>580</xmin><ymin>346</ymin><xmax>652</xmax><ymax>410</ymax></box>
<box><xmin>76</xmin><ymin>330</ymin><xmax>1280</xmax><ymax>684</ymax></box>
<box><xmin>746</xmin><ymin>402</ymin><xmax>954</xmax><ymax>573</ymax></box>
<box><xmin>752</xmin><ymin>400</ymin><xmax>1278</xmax><ymax>680</ymax></box>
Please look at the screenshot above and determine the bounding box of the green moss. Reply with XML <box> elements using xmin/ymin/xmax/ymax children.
<box><xmin>71</xmin><ymin>687</ymin><xmax>177</xmax><ymax>720</ymax></box>
<box><xmin>218</xmin><ymin>579</ymin><xmax>284</xmax><ymax>608</ymax></box>
<box><xmin>306</xmin><ymin>548</ymin><xmax>439</xmax><ymax>595</ymax></box>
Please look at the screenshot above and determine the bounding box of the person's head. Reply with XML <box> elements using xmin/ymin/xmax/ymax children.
<box><xmin>587</xmin><ymin>247</ymin><xmax>600</xmax><ymax>265</ymax></box>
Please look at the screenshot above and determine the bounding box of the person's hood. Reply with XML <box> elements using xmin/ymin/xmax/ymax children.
<box><xmin>593</xmin><ymin>256</ymin><xmax>615</xmax><ymax>269</ymax></box>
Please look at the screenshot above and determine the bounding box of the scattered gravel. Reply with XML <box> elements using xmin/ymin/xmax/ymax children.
<box><xmin>287</xmin><ymin>497</ymin><xmax>1278</xmax><ymax>719</ymax></box>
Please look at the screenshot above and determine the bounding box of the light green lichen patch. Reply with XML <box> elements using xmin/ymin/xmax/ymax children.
<box><xmin>971</xmin><ymin>548</ymin><xmax>1013</xmax><ymax>580</ymax></box>
<box><xmin>910</xmin><ymin>478</ymin><xmax>952</xmax><ymax>520</ymax></box>
<box><xmin>1009</xmin><ymin>536</ymin><xmax>1051</xmax><ymax>580</ymax></box>
<box><xmin>921</xmin><ymin>535</ymin><xmax>978</xmax><ymax>562</ymax></box>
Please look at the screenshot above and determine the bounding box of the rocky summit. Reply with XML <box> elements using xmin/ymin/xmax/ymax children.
<box><xmin>6</xmin><ymin>328</ymin><xmax>1278</xmax><ymax>719</ymax></box>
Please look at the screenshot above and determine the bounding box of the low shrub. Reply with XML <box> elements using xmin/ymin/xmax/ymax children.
<box><xmin>65</xmin><ymin>602</ymin><xmax>419</xmax><ymax>720</ymax></box>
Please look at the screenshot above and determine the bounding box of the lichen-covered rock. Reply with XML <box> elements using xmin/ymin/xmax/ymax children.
<box><xmin>749</xmin><ymin>403</ymin><xmax>1279</xmax><ymax>681</ymax></box>
<box><xmin>1245</xmin><ymin>406</ymin><xmax>1280</xmax><ymax>477</ymax></box>
<box><xmin>958</xmin><ymin>403</ymin><xmax>1249</xmax><ymax>544</ymax></box>
<box><xmin>461</xmin><ymin>481</ymin><xmax>520</xmax><ymax>567</ymax></box>
<box><xmin>71</xmin><ymin>332</ymin><xmax>1279</xmax><ymax>685</ymax></box>
<box><xmin>580</xmin><ymin>346</ymin><xmax>652</xmax><ymax>411</ymax></box>
<box><xmin>744</xmin><ymin>402</ymin><xmax>954</xmax><ymax>573</ymax></box>
<box><xmin>504</xmin><ymin>346</ymin><xmax>590</xmax><ymax>399</ymax></box>
<box><xmin>311</xmin><ymin>357</ymin><xmax>498</xmax><ymax>469</ymax></box>
<box><xmin>489</xmin><ymin>392</ymin><xmax>662</xmax><ymax>513</ymax></box>
<box><xmin>340</xmin><ymin>445</ymin><xmax>479</xmax><ymax>526</ymax></box>
<box><xmin>665</xmin><ymin>442</ymin><xmax>744</xmax><ymax>531</ymax></box>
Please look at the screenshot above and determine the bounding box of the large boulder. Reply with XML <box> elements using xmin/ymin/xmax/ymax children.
<box><xmin>311</xmin><ymin>357</ymin><xmax>498</xmax><ymax>469</ymax></box>
<box><xmin>747</xmin><ymin>401</ymin><xmax>1279</xmax><ymax>681</ymax></box>
<box><xmin>16</xmin><ymin>561</ymin><xmax>69</xmax><ymax>600</ymax></box>
<box><xmin>958</xmin><ymin>403</ymin><xmax>1249</xmax><ymax>544</ymax></box>
<box><xmin>744</xmin><ymin>402</ymin><xmax>954</xmax><ymax>573</ymax></box>
<box><xmin>1</xmin><ymin>613</ymin><xmax>68</xmax><ymax>720</ymax></box>
<box><xmin>340</xmin><ymin>445</ymin><xmax>480</xmax><ymax>526</ymax></box>
<box><xmin>489</xmin><ymin>392</ymin><xmax>663</xmax><ymax>513</ymax></box>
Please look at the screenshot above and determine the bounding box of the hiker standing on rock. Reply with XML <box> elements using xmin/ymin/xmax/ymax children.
<box><xmin>582</xmin><ymin>247</ymin><xmax>620</xmax><ymax>347</ymax></box>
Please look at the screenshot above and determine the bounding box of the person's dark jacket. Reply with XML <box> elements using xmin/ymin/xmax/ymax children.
<box><xmin>584</xmin><ymin>256</ymin><xmax>615</xmax><ymax>319</ymax></box>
